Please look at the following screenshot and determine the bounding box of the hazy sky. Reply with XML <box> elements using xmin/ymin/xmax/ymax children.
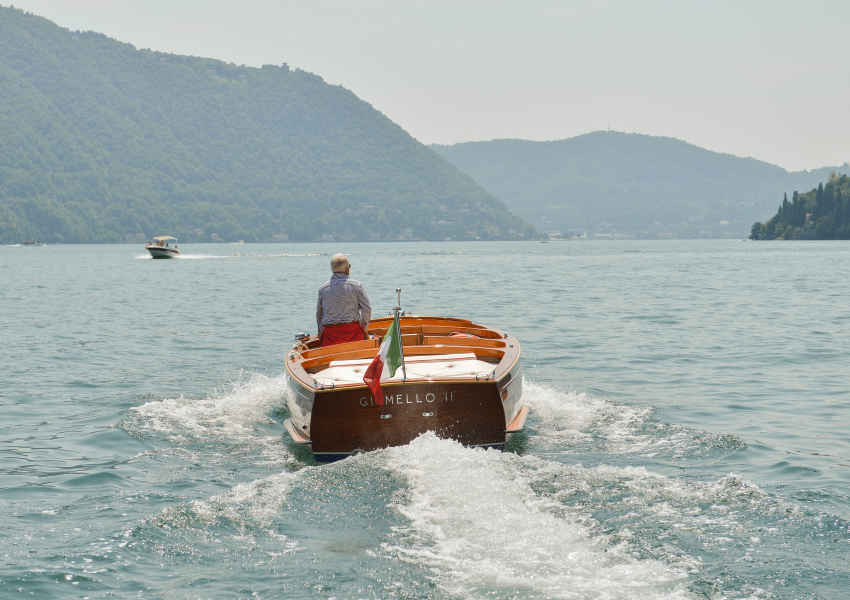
<box><xmin>9</xmin><ymin>0</ymin><xmax>850</xmax><ymax>171</ymax></box>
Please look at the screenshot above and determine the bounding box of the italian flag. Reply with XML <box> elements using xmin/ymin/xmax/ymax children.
<box><xmin>363</xmin><ymin>318</ymin><xmax>403</xmax><ymax>406</ymax></box>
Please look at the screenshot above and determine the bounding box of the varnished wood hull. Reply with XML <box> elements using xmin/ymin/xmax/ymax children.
<box><xmin>283</xmin><ymin>316</ymin><xmax>525</xmax><ymax>462</ymax></box>
<box><xmin>285</xmin><ymin>361</ymin><xmax>523</xmax><ymax>462</ymax></box>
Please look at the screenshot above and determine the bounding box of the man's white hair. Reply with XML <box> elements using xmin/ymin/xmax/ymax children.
<box><xmin>330</xmin><ymin>253</ymin><xmax>349</xmax><ymax>273</ymax></box>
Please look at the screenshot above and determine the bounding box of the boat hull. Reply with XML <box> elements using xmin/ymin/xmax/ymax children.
<box><xmin>285</xmin><ymin>356</ymin><xmax>523</xmax><ymax>462</ymax></box>
<box><xmin>147</xmin><ymin>247</ymin><xmax>180</xmax><ymax>259</ymax></box>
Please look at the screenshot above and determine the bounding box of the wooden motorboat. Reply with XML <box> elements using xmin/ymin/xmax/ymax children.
<box><xmin>283</xmin><ymin>314</ymin><xmax>527</xmax><ymax>462</ymax></box>
<box><xmin>146</xmin><ymin>236</ymin><xmax>181</xmax><ymax>258</ymax></box>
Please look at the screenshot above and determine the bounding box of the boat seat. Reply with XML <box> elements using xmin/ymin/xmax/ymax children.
<box><xmin>312</xmin><ymin>353</ymin><xmax>495</xmax><ymax>386</ymax></box>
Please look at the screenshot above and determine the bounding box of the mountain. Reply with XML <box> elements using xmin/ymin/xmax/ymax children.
<box><xmin>0</xmin><ymin>7</ymin><xmax>533</xmax><ymax>244</ymax></box>
<box><xmin>432</xmin><ymin>132</ymin><xmax>847</xmax><ymax>238</ymax></box>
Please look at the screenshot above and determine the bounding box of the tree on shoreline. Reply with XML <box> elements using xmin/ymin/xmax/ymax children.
<box><xmin>751</xmin><ymin>173</ymin><xmax>850</xmax><ymax>240</ymax></box>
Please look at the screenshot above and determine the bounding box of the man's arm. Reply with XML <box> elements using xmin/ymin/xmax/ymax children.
<box><xmin>316</xmin><ymin>289</ymin><xmax>324</xmax><ymax>334</ymax></box>
<box><xmin>357</xmin><ymin>284</ymin><xmax>372</xmax><ymax>331</ymax></box>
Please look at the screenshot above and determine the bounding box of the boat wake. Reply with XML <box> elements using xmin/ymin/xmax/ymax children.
<box><xmin>375</xmin><ymin>433</ymin><xmax>693</xmax><ymax>600</ymax></box>
<box><xmin>523</xmin><ymin>381</ymin><xmax>746</xmax><ymax>461</ymax></box>
<box><xmin>362</xmin><ymin>382</ymin><xmax>835</xmax><ymax>600</ymax></box>
<box><xmin>134</xmin><ymin>252</ymin><xmax>327</xmax><ymax>260</ymax></box>
<box><xmin>123</xmin><ymin>373</ymin><xmax>292</xmax><ymax>466</ymax></box>
<box><xmin>119</xmin><ymin>378</ymin><xmax>844</xmax><ymax>599</ymax></box>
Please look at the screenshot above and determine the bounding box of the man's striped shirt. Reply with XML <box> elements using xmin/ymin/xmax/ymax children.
<box><xmin>316</xmin><ymin>273</ymin><xmax>372</xmax><ymax>333</ymax></box>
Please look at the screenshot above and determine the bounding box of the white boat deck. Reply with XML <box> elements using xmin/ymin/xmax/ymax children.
<box><xmin>312</xmin><ymin>353</ymin><xmax>495</xmax><ymax>386</ymax></box>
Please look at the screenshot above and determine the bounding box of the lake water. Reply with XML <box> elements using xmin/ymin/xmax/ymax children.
<box><xmin>1</xmin><ymin>240</ymin><xmax>848</xmax><ymax>599</ymax></box>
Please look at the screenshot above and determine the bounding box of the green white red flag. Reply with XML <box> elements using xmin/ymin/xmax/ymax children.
<box><xmin>363</xmin><ymin>317</ymin><xmax>403</xmax><ymax>406</ymax></box>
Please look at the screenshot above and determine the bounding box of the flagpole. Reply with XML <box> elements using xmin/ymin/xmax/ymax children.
<box><xmin>395</xmin><ymin>287</ymin><xmax>407</xmax><ymax>381</ymax></box>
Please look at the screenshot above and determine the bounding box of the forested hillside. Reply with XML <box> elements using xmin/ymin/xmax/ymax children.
<box><xmin>751</xmin><ymin>172</ymin><xmax>850</xmax><ymax>240</ymax></box>
<box><xmin>433</xmin><ymin>133</ymin><xmax>845</xmax><ymax>239</ymax></box>
<box><xmin>0</xmin><ymin>7</ymin><xmax>533</xmax><ymax>243</ymax></box>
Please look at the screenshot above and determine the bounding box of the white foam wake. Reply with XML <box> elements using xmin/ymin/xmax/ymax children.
<box><xmin>128</xmin><ymin>373</ymin><xmax>291</xmax><ymax>464</ymax></box>
<box><xmin>147</xmin><ymin>468</ymin><xmax>301</xmax><ymax>561</ymax></box>
<box><xmin>187</xmin><ymin>470</ymin><xmax>300</xmax><ymax>528</ymax></box>
<box><xmin>133</xmin><ymin>252</ymin><xmax>329</xmax><ymax>260</ymax></box>
<box><xmin>378</xmin><ymin>433</ymin><xmax>692</xmax><ymax>600</ymax></box>
<box><xmin>522</xmin><ymin>380</ymin><xmax>735</xmax><ymax>458</ymax></box>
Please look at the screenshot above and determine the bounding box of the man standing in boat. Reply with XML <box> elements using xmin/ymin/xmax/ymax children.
<box><xmin>316</xmin><ymin>253</ymin><xmax>372</xmax><ymax>347</ymax></box>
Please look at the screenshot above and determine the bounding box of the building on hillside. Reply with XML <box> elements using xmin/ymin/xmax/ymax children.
<box><xmin>272</xmin><ymin>234</ymin><xmax>289</xmax><ymax>242</ymax></box>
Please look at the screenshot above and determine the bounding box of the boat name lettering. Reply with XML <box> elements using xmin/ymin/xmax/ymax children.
<box><xmin>359</xmin><ymin>391</ymin><xmax>454</xmax><ymax>407</ymax></box>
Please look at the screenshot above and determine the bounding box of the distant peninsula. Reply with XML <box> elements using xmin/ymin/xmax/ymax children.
<box><xmin>433</xmin><ymin>133</ymin><xmax>847</xmax><ymax>240</ymax></box>
<box><xmin>0</xmin><ymin>7</ymin><xmax>534</xmax><ymax>244</ymax></box>
<box><xmin>750</xmin><ymin>172</ymin><xmax>850</xmax><ymax>240</ymax></box>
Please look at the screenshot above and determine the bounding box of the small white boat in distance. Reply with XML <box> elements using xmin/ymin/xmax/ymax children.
<box><xmin>145</xmin><ymin>236</ymin><xmax>181</xmax><ymax>259</ymax></box>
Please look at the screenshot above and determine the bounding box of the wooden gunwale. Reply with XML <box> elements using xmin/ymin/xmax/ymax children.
<box><xmin>492</xmin><ymin>334</ymin><xmax>520</xmax><ymax>381</ymax></box>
